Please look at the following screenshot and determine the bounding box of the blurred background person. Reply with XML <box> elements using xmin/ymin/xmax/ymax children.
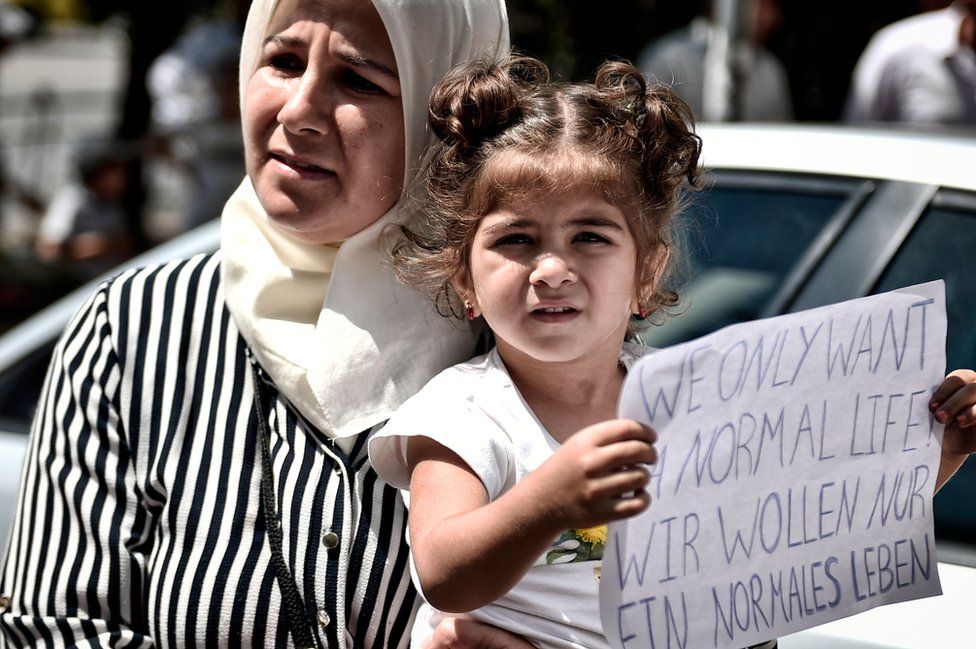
<box><xmin>145</xmin><ymin>0</ymin><xmax>244</xmax><ymax>233</ymax></box>
<box><xmin>637</xmin><ymin>0</ymin><xmax>793</xmax><ymax>122</ymax></box>
<box><xmin>34</xmin><ymin>135</ymin><xmax>133</xmax><ymax>278</ymax></box>
<box><xmin>0</xmin><ymin>0</ymin><xmax>33</xmax><ymax>54</ymax></box>
<box><xmin>90</xmin><ymin>0</ymin><xmax>197</xmax><ymax>253</ymax></box>
<box><xmin>846</xmin><ymin>0</ymin><xmax>976</xmax><ymax>125</ymax></box>
<box><xmin>0</xmin><ymin>0</ymin><xmax>41</xmax><ymax>226</ymax></box>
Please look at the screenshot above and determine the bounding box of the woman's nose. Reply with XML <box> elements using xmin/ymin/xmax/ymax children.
<box><xmin>277</xmin><ymin>72</ymin><xmax>333</xmax><ymax>135</ymax></box>
<box><xmin>529</xmin><ymin>254</ymin><xmax>576</xmax><ymax>288</ymax></box>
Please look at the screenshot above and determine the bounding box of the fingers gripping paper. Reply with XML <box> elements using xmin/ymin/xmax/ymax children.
<box><xmin>602</xmin><ymin>282</ymin><xmax>947</xmax><ymax>649</ymax></box>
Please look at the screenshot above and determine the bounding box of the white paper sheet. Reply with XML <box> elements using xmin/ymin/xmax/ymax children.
<box><xmin>601</xmin><ymin>281</ymin><xmax>947</xmax><ymax>649</ymax></box>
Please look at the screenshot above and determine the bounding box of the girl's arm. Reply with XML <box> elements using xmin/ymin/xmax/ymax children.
<box><xmin>931</xmin><ymin>369</ymin><xmax>976</xmax><ymax>492</ymax></box>
<box><xmin>407</xmin><ymin>418</ymin><xmax>656</xmax><ymax>613</ymax></box>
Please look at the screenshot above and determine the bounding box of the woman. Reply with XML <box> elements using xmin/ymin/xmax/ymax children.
<box><xmin>0</xmin><ymin>0</ymin><xmax>522</xmax><ymax>646</ymax></box>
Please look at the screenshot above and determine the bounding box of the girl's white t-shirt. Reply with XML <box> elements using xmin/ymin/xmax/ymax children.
<box><xmin>369</xmin><ymin>344</ymin><xmax>650</xmax><ymax>649</ymax></box>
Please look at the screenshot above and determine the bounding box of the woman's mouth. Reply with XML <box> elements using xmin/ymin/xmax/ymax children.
<box><xmin>270</xmin><ymin>153</ymin><xmax>333</xmax><ymax>178</ymax></box>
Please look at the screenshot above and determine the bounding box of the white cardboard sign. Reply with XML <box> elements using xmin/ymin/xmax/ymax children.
<box><xmin>601</xmin><ymin>281</ymin><xmax>947</xmax><ymax>649</ymax></box>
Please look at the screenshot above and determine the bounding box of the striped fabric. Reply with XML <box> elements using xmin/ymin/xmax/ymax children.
<box><xmin>0</xmin><ymin>253</ymin><xmax>416</xmax><ymax>648</ymax></box>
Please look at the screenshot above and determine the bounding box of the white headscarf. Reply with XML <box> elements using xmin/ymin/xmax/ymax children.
<box><xmin>222</xmin><ymin>0</ymin><xmax>510</xmax><ymax>440</ymax></box>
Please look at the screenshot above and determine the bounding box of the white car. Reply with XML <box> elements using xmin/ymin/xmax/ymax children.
<box><xmin>1</xmin><ymin>126</ymin><xmax>974</xmax><ymax>647</ymax></box>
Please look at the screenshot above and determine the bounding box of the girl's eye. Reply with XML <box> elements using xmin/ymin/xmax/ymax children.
<box><xmin>268</xmin><ymin>53</ymin><xmax>304</xmax><ymax>73</ymax></box>
<box><xmin>573</xmin><ymin>231</ymin><xmax>612</xmax><ymax>244</ymax></box>
<box><xmin>493</xmin><ymin>233</ymin><xmax>533</xmax><ymax>247</ymax></box>
<box><xmin>341</xmin><ymin>69</ymin><xmax>384</xmax><ymax>95</ymax></box>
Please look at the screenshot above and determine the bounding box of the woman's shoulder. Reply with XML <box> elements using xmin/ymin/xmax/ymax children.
<box><xmin>59</xmin><ymin>251</ymin><xmax>224</xmax><ymax>351</ymax></box>
<box><xmin>87</xmin><ymin>251</ymin><xmax>223</xmax><ymax>315</ymax></box>
<box><xmin>100</xmin><ymin>250</ymin><xmax>221</xmax><ymax>295</ymax></box>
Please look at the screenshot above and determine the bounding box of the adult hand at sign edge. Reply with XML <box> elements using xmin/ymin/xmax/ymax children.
<box><xmin>424</xmin><ymin>617</ymin><xmax>537</xmax><ymax>649</ymax></box>
<box><xmin>930</xmin><ymin>368</ymin><xmax>976</xmax><ymax>493</ymax></box>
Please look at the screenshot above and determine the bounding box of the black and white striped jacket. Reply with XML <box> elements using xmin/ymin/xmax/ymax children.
<box><xmin>0</xmin><ymin>253</ymin><xmax>416</xmax><ymax>648</ymax></box>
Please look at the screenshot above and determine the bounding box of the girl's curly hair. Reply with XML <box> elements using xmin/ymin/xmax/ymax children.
<box><xmin>392</xmin><ymin>54</ymin><xmax>702</xmax><ymax>322</ymax></box>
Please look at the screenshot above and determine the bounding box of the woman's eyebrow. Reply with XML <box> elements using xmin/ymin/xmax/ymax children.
<box><xmin>262</xmin><ymin>36</ymin><xmax>398</xmax><ymax>81</ymax></box>
<box><xmin>264</xmin><ymin>34</ymin><xmax>303</xmax><ymax>48</ymax></box>
<box><xmin>337</xmin><ymin>52</ymin><xmax>399</xmax><ymax>80</ymax></box>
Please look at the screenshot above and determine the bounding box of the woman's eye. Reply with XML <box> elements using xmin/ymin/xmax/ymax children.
<box><xmin>574</xmin><ymin>231</ymin><xmax>611</xmax><ymax>244</ymax></box>
<box><xmin>342</xmin><ymin>69</ymin><xmax>384</xmax><ymax>94</ymax></box>
<box><xmin>268</xmin><ymin>53</ymin><xmax>303</xmax><ymax>73</ymax></box>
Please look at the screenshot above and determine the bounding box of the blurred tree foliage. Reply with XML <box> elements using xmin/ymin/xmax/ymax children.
<box><xmin>507</xmin><ymin>0</ymin><xmax>702</xmax><ymax>79</ymax></box>
<box><xmin>10</xmin><ymin>0</ymin><xmax>85</xmax><ymax>23</ymax></box>
<box><xmin>10</xmin><ymin>0</ymin><xmax>216</xmax><ymax>23</ymax></box>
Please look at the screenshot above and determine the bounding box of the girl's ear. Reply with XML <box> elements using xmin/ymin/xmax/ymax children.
<box><xmin>632</xmin><ymin>243</ymin><xmax>670</xmax><ymax>316</ymax></box>
<box><xmin>451</xmin><ymin>271</ymin><xmax>482</xmax><ymax>318</ymax></box>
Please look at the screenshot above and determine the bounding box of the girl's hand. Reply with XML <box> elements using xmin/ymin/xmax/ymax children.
<box><xmin>930</xmin><ymin>369</ymin><xmax>976</xmax><ymax>492</ymax></box>
<box><xmin>404</xmin><ymin>419</ymin><xmax>656</xmax><ymax>613</ymax></box>
<box><xmin>424</xmin><ymin>618</ymin><xmax>536</xmax><ymax>649</ymax></box>
<box><xmin>525</xmin><ymin>418</ymin><xmax>657</xmax><ymax>532</ymax></box>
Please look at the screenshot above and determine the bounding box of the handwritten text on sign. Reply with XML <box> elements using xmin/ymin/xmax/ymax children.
<box><xmin>601</xmin><ymin>282</ymin><xmax>947</xmax><ymax>649</ymax></box>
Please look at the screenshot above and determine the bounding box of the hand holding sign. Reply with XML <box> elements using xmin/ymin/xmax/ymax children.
<box><xmin>529</xmin><ymin>419</ymin><xmax>657</xmax><ymax>527</ymax></box>
<box><xmin>601</xmin><ymin>281</ymin><xmax>948</xmax><ymax>649</ymax></box>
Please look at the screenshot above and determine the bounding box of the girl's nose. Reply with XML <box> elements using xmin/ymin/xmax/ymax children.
<box><xmin>277</xmin><ymin>72</ymin><xmax>333</xmax><ymax>135</ymax></box>
<box><xmin>529</xmin><ymin>254</ymin><xmax>576</xmax><ymax>288</ymax></box>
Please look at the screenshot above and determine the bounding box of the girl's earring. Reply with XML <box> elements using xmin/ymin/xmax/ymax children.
<box><xmin>465</xmin><ymin>300</ymin><xmax>476</xmax><ymax>321</ymax></box>
<box><xmin>636</xmin><ymin>299</ymin><xmax>648</xmax><ymax>320</ymax></box>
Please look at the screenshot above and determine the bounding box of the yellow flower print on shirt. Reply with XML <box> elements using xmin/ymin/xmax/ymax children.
<box><xmin>576</xmin><ymin>525</ymin><xmax>607</xmax><ymax>546</ymax></box>
<box><xmin>546</xmin><ymin>525</ymin><xmax>607</xmax><ymax>565</ymax></box>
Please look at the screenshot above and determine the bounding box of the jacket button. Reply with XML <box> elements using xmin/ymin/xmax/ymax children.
<box><xmin>322</xmin><ymin>530</ymin><xmax>340</xmax><ymax>549</ymax></box>
<box><xmin>317</xmin><ymin>609</ymin><xmax>331</xmax><ymax>627</ymax></box>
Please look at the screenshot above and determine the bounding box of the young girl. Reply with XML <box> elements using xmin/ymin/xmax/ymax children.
<box><xmin>368</xmin><ymin>56</ymin><xmax>976</xmax><ymax>648</ymax></box>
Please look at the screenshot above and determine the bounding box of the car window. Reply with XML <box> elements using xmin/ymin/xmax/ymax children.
<box><xmin>641</xmin><ymin>172</ymin><xmax>865</xmax><ymax>347</ymax></box>
<box><xmin>0</xmin><ymin>340</ymin><xmax>56</xmax><ymax>435</ymax></box>
<box><xmin>873</xmin><ymin>190</ymin><xmax>976</xmax><ymax>546</ymax></box>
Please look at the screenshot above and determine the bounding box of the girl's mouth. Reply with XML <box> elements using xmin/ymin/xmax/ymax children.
<box><xmin>530</xmin><ymin>306</ymin><xmax>579</xmax><ymax>323</ymax></box>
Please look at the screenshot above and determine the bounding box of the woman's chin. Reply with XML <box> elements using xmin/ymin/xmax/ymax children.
<box><xmin>253</xmin><ymin>193</ymin><xmax>336</xmax><ymax>243</ymax></box>
<box><xmin>257</xmin><ymin>189</ymin><xmax>395</xmax><ymax>245</ymax></box>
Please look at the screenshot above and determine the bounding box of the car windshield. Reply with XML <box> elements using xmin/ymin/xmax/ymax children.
<box><xmin>641</xmin><ymin>173</ymin><xmax>862</xmax><ymax>348</ymax></box>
